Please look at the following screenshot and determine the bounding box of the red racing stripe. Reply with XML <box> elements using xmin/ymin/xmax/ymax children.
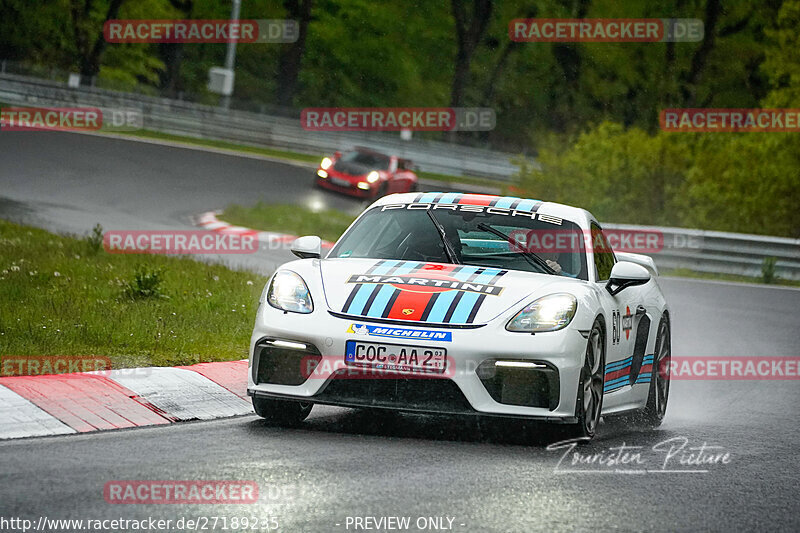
<box><xmin>604</xmin><ymin>367</ymin><xmax>631</xmax><ymax>382</ymax></box>
<box><xmin>386</xmin><ymin>290</ymin><xmax>434</xmax><ymax>321</ymax></box>
<box><xmin>458</xmin><ymin>194</ymin><xmax>497</xmax><ymax>206</ymax></box>
<box><xmin>416</xmin><ymin>263</ymin><xmax>456</xmax><ymax>274</ymax></box>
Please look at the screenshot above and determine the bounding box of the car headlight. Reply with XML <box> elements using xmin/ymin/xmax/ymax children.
<box><xmin>320</xmin><ymin>157</ymin><xmax>332</xmax><ymax>170</ymax></box>
<box><xmin>265</xmin><ymin>271</ymin><xmax>313</xmax><ymax>314</ymax></box>
<box><xmin>506</xmin><ymin>293</ymin><xmax>577</xmax><ymax>333</ymax></box>
<box><xmin>366</xmin><ymin>171</ymin><xmax>380</xmax><ymax>183</ymax></box>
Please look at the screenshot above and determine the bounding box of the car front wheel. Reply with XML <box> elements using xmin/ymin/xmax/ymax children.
<box><xmin>566</xmin><ymin>318</ymin><xmax>605</xmax><ymax>441</ymax></box>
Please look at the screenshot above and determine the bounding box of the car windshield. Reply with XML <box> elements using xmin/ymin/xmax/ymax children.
<box><xmin>329</xmin><ymin>204</ymin><xmax>588</xmax><ymax>280</ymax></box>
<box><xmin>333</xmin><ymin>150</ymin><xmax>390</xmax><ymax>173</ymax></box>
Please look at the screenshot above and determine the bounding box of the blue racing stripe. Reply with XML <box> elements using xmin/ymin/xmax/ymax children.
<box><xmin>359</xmin><ymin>261</ymin><xmax>419</xmax><ymax>316</ymax></box>
<box><xmin>445</xmin><ymin>267</ymin><xmax>503</xmax><ymax>323</ymax></box>
<box><xmin>345</xmin><ymin>286</ymin><xmax>375</xmax><ymax>315</ymax></box>
<box><xmin>448</xmin><ymin>292</ymin><xmax>480</xmax><ymax>323</ymax></box>
<box><xmin>604</xmin><ymin>376</ymin><xmax>631</xmax><ymax>387</ymax></box>
<box><xmin>605</xmin><ymin>357</ymin><xmax>633</xmax><ymax>372</ymax></box>
<box><xmin>493</xmin><ymin>197</ymin><xmax>520</xmax><ymax>209</ymax></box>
<box><xmin>344</xmin><ymin>260</ymin><xmax>400</xmax><ymax>314</ymax></box>
<box><xmin>364</xmin><ymin>284</ymin><xmax>396</xmax><ymax>317</ymax></box>
<box><xmin>603</xmin><ymin>377</ymin><xmax>630</xmax><ymax>389</ymax></box>
<box><xmin>438</xmin><ymin>192</ymin><xmax>461</xmax><ymax>204</ymax></box>
<box><xmin>417</xmin><ymin>192</ymin><xmax>441</xmax><ymax>203</ymax></box>
<box><xmin>372</xmin><ymin>259</ymin><xmax>400</xmax><ymax>275</ymax></box>
<box><xmin>425</xmin><ymin>290</ymin><xmax>458</xmax><ymax>323</ymax></box>
<box><xmin>393</xmin><ymin>261</ymin><xmax>422</xmax><ymax>274</ymax></box>
<box><xmin>514</xmin><ymin>198</ymin><xmax>541</xmax><ymax>212</ymax></box>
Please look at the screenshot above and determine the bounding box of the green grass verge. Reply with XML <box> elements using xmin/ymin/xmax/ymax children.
<box><xmin>221</xmin><ymin>202</ymin><xmax>356</xmax><ymax>243</ymax></box>
<box><xmin>662</xmin><ymin>268</ymin><xmax>800</xmax><ymax>287</ymax></box>
<box><xmin>0</xmin><ymin>219</ymin><xmax>268</xmax><ymax>368</ymax></box>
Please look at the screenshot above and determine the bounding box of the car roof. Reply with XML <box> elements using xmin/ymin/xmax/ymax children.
<box><xmin>350</xmin><ymin>146</ymin><xmax>391</xmax><ymax>157</ymax></box>
<box><xmin>369</xmin><ymin>192</ymin><xmax>594</xmax><ymax>228</ymax></box>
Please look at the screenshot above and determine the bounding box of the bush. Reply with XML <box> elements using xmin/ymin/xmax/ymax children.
<box><xmin>86</xmin><ymin>223</ymin><xmax>104</xmax><ymax>254</ymax></box>
<box><xmin>514</xmin><ymin>123</ymin><xmax>800</xmax><ymax>238</ymax></box>
<box><xmin>515</xmin><ymin>122</ymin><xmax>690</xmax><ymax>227</ymax></box>
<box><xmin>122</xmin><ymin>266</ymin><xmax>168</xmax><ymax>300</ymax></box>
<box><xmin>762</xmin><ymin>257</ymin><xmax>778</xmax><ymax>284</ymax></box>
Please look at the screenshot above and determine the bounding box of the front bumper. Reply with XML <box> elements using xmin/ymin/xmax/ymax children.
<box><xmin>247</xmin><ymin>305</ymin><xmax>586</xmax><ymax>422</ymax></box>
<box><xmin>316</xmin><ymin>173</ymin><xmax>374</xmax><ymax>198</ymax></box>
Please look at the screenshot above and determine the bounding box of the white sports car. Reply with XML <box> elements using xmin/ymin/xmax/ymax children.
<box><xmin>248</xmin><ymin>192</ymin><xmax>671</xmax><ymax>439</ymax></box>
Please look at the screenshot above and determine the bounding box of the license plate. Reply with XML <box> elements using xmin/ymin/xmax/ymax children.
<box><xmin>345</xmin><ymin>340</ymin><xmax>447</xmax><ymax>374</ymax></box>
<box><xmin>331</xmin><ymin>177</ymin><xmax>350</xmax><ymax>187</ymax></box>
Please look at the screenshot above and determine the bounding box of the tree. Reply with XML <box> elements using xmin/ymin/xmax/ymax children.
<box><xmin>69</xmin><ymin>0</ymin><xmax>127</xmax><ymax>80</ymax></box>
<box><xmin>762</xmin><ymin>0</ymin><xmax>800</xmax><ymax>107</ymax></box>
<box><xmin>275</xmin><ymin>0</ymin><xmax>313</xmax><ymax>109</ymax></box>
<box><xmin>447</xmin><ymin>0</ymin><xmax>493</xmax><ymax>140</ymax></box>
<box><xmin>158</xmin><ymin>0</ymin><xmax>194</xmax><ymax>97</ymax></box>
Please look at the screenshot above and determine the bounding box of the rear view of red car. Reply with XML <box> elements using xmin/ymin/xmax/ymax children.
<box><xmin>315</xmin><ymin>146</ymin><xmax>418</xmax><ymax>198</ymax></box>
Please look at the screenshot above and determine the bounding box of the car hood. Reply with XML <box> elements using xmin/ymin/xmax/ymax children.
<box><xmin>332</xmin><ymin>159</ymin><xmax>371</xmax><ymax>176</ymax></box>
<box><xmin>319</xmin><ymin>258</ymin><xmax>562</xmax><ymax>326</ymax></box>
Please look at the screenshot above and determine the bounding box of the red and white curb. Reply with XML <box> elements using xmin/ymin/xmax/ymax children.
<box><xmin>194</xmin><ymin>211</ymin><xmax>334</xmax><ymax>250</ymax></box>
<box><xmin>0</xmin><ymin>360</ymin><xmax>252</xmax><ymax>440</ymax></box>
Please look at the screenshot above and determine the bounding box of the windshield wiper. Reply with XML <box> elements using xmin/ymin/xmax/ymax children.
<box><xmin>426</xmin><ymin>210</ymin><xmax>461</xmax><ymax>264</ymax></box>
<box><xmin>476</xmin><ymin>223</ymin><xmax>556</xmax><ymax>275</ymax></box>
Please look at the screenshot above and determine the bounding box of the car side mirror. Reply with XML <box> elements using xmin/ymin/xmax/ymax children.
<box><xmin>291</xmin><ymin>236</ymin><xmax>322</xmax><ymax>259</ymax></box>
<box><xmin>605</xmin><ymin>261</ymin><xmax>650</xmax><ymax>296</ymax></box>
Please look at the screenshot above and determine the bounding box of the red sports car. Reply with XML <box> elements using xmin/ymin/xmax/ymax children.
<box><xmin>315</xmin><ymin>147</ymin><xmax>419</xmax><ymax>198</ymax></box>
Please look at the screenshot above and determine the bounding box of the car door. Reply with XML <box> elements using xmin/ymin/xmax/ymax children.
<box><xmin>392</xmin><ymin>158</ymin><xmax>416</xmax><ymax>192</ymax></box>
<box><xmin>385</xmin><ymin>157</ymin><xmax>401</xmax><ymax>192</ymax></box>
<box><xmin>591</xmin><ymin>223</ymin><xmax>645</xmax><ymax>392</ymax></box>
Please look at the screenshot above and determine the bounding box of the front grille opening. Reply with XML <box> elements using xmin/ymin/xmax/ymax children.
<box><xmin>254</xmin><ymin>339</ymin><xmax>322</xmax><ymax>386</ymax></box>
<box><xmin>477</xmin><ymin>360</ymin><xmax>559</xmax><ymax>410</ymax></box>
<box><xmin>313</xmin><ymin>372</ymin><xmax>474</xmax><ymax>414</ymax></box>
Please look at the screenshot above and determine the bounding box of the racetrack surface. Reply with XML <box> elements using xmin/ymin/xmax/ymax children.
<box><xmin>1</xmin><ymin>132</ymin><xmax>799</xmax><ymax>532</ymax></box>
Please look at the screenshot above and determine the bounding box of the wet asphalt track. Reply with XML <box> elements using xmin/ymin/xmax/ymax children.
<box><xmin>1</xmin><ymin>132</ymin><xmax>799</xmax><ymax>532</ymax></box>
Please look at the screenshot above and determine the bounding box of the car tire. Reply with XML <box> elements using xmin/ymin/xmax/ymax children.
<box><xmin>636</xmin><ymin>315</ymin><xmax>671</xmax><ymax>427</ymax></box>
<box><xmin>252</xmin><ymin>396</ymin><xmax>313</xmax><ymax>426</ymax></box>
<box><xmin>566</xmin><ymin>318</ymin><xmax>605</xmax><ymax>441</ymax></box>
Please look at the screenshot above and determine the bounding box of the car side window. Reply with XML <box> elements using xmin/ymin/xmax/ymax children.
<box><xmin>591</xmin><ymin>222</ymin><xmax>615</xmax><ymax>281</ymax></box>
